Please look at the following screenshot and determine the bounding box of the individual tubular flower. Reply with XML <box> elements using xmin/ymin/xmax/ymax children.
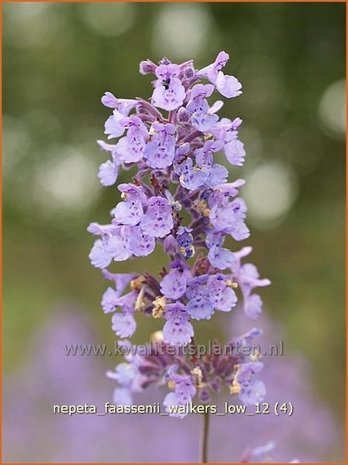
<box><xmin>186</xmin><ymin>84</ymin><xmax>218</xmax><ymax>131</ymax></box>
<box><xmin>96</xmin><ymin>140</ymin><xmax>121</xmax><ymax>186</ymax></box>
<box><xmin>211</xmin><ymin>117</ymin><xmax>246</xmax><ymax>167</ymax></box>
<box><xmin>99</xmin><ymin>271</ymin><xmax>138</xmax><ymax>337</ymax></box>
<box><xmin>163</xmin><ymin>371</ymin><xmax>197</xmax><ymax>418</ymax></box>
<box><xmin>140</xmin><ymin>196</ymin><xmax>174</xmax><ymax>238</ymax></box>
<box><xmin>100</xmin><ymin>271</ymin><xmax>137</xmax><ymax>313</ymax></box>
<box><xmin>151</xmin><ymin>63</ymin><xmax>186</xmax><ymax>111</ymax></box>
<box><xmin>162</xmin><ymin>302</ymin><xmax>194</xmax><ymax>346</ymax></box>
<box><xmin>197</xmin><ymin>51</ymin><xmax>243</xmax><ymax>98</ymax></box>
<box><xmin>231</xmin><ymin>247</ymin><xmax>271</xmax><ymax>320</ymax></box>
<box><xmin>144</xmin><ymin>122</ymin><xmax>176</xmax><ymax>168</ymax></box>
<box><xmin>115</xmin><ymin>116</ymin><xmax>148</xmax><ymax>163</ymax></box>
<box><xmin>160</xmin><ymin>260</ymin><xmax>191</xmax><ymax>300</ymax></box>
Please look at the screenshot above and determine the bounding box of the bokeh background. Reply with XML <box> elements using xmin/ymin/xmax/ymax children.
<box><xmin>3</xmin><ymin>2</ymin><xmax>345</xmax><ymax>462</ymax></box>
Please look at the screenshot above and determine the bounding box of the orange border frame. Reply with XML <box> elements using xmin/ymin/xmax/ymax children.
<box><xmin>0</xmin><ymin>0</ymin><xmax>346</xmax><ymax>464</ymax></box>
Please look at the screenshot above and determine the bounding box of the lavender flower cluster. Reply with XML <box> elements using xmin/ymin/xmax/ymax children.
<box><xmin>107</xmin><ymin>327</ymin><xmax>265</xmax><ymax>417</ymax></box>
<box><xmin>88</xmin><ymin>52</ymin><xmax>270</xmax><ymax>417</ymax></box>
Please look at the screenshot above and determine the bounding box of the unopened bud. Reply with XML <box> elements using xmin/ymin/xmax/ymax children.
<box><xmin>139</xmin><ymin>59</ymin><xmax>156</xmax><ymax>75</ymax></box>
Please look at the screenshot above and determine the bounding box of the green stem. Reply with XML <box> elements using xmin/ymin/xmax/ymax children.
<box><xmin>200</xmin><ymin>411</ymin><xmax>210</xmax><ymax>463</ymax></box>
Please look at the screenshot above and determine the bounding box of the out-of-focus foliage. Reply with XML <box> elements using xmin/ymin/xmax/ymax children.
<box><xmin>3</xmin><ymin>2</ymin><xmax>345</xmax><ymax>461</ymax></box>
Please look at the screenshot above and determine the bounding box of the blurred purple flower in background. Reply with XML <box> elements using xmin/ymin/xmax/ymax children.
<box><xmin>3</xmin><ymin>305</ymin><xmax>342</xmax><ymax>462</ymax></box>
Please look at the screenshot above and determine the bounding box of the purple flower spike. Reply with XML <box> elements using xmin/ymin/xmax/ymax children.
<box><xmin>89</xmin><ymin>54</ymin><xmax>271</xmax><ymax>434</ymax></box>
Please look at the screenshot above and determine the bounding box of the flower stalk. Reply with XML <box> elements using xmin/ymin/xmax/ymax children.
<box><xmin>201</xmin><ymin>411</ymin><xmax>210</xmax><ymax>463</ymax></box>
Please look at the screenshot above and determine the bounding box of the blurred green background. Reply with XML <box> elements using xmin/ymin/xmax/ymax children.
<box><xmin>3</xmin><ymin>0</ymin><xmax>345</xmax><ymax>455</ymax></box>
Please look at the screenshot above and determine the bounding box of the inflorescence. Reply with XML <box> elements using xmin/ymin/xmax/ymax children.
<box><xmin>88</xmin><ymin>52</ymin><xmax>270</xmax><ymax>417</ymax></box>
